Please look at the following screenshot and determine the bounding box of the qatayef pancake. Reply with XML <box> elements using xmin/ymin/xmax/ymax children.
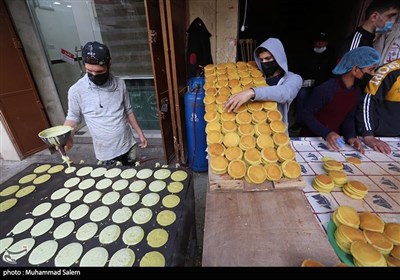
<box><xmin>33</xmin><ymin>164</ymin><xmax>51</xmax><ymax>174</ymax></box>
<box><xmin>90</xmin><ymin>167</ymin><xmax>107</xmax><ymax>178</ymax></box>
<box><xmin>33</xmin><ymin>174</ymin><xmax>51</xmax><ymax>185</ymax></box>
<box><xmin>167</xmin><ymin>182</ymin><xmax>184</xmax><ymax>193</ymax></box>
<box><xmin>109</xmin><ymin>248</ymin><xmax>135</xmax><ymax>267</ymax></box>
<box><xmin>83</xmin><ymin>190</ymin><xmax>102</xmax><ymax>204</ymax></box>
<box><xmin>64</xmin><ymin>166</ymin><xmax>76</xmax><ymax>174</ymax></box>
<box><xmin>139</xmin><ymin>251</ymin><xmax>165</xmax><ymax>267</ymax></box>
<box><xmin>53</xmin><ymin>221</ymin><xmax>75</xmax><ymax>240</ymax></box>
<box><xmin>101</xmin><ymin>191</ymin><xmax>120</xmax><ymax>205</ymax></box>
<box><xmin>148</xmin><ymin>180</ymin><xmax>166</xmax><ymax>192</ymax></box>
<box><xmin>156</xmin><ymin>210</ymin><xmax>176</xmax><ymax>227</ymax></box>
<box><xmin>15</xmin><ymin>185</ymin><xmax>36</xmax><ymax>198</ymax></box>
<box><xmin>64</xmin><ymin>177</ymin><xmax>81</xmax><ymax>188</ymax></box>
<box><xmin>153</xmin><ymin>169</ymin><xmax>171</xmax><ymax>180</ymax></box>
<box><xmin>6</xmin><ymin>238</ymin><xmax>35</xmax><ymax>261</ymax></box>
<box><xmin>64</xmin><ymin>190</ymin><xmax>84</xmax><ymax>203</ymax></box>
<box><xmin>112</xmin><ymin>179</ymin><xmax>129</xmax><ymax>191</ymax></box>
<box><xmin>120</xmin><ymin>168</ymin><xmax>137</xmax><ymax>179</ymax></box>
<box><xmin>99</xmin><ymin>224</ymin><xmax>121</xmax><ymax>244</ymax></box>
<box><xmin>76</xmin><ymin>166</ymin><xmax>93</xmax><ymax>177</ymax></box>
<box><xmin>104</xmin><ymin>167</ymin><xmax>122</xmax><ymax>178</ymax></box>
<box><xmin>48</xmin><ymin>164</ymin><xmax>64</xmax><ymax>174</ymax></box>
<box><xmin>50</xmin><ymin>203</ymin><xmax>71</xmax><ymax>218</ymax></box>
<box><xmin>32</xmin><ymin>202</ymin><xmax>52</xmax><ymax>216</ymax></box>
<box><xmin>112</xmin><ymin>207</ymin><xmax>133</xmax><ymax>224</ymax></box>
<box><xmin>162</xmin><ymin>194</ymin><xmax>180</xmax><ymax>208</ymax></box>
<box><xmin>76</xmin><ymin>222</ymin><xmax>98</xmax><ymax>241</ymax></box>
<box><xmin>0</xmin><ymin>237</ymin><xmax>14</xmax><ymax>255</ymax></box>
<box><xmin>18</xmin><ymin>174</ymin><xmax>37</xmax><ymax>184</ymax></box>
<box><xmin>69</xmin><ymin>204</ymin><xmax>90</xmax><ymax>220</ymax></box>
<box><xmin>132</xmin><ymin>208</ymin><xmax>153</xmax><ymax>225</ymax></box>
<box><xmin>10</xmin><ymin>218</ymin><xmax>34</xmax><ymax>235</ymax></box>
<box><xmin>141</xmin><ymin>193</ymin><xmax>160</xmax><ymax>207</ymax></box>
<box><xmin>54</xmin><ymin>242</ymin><xmax>83</xmax><ymax>267</ymax></box>
<box><xmin>28</xmin><ymin>240</ymin><xmax>58</xmax><ymax>265</ymax></box>
<box><xmin>121</xmin><ymin>193</ymin><xmax>140</xmax><ymax>207</ymax></box>
<box><xmin>80</xmin><ymin>247</ymin><xmax>108</xmax><ymax>267</ymax></box>
<box><xmin>51</xmin><ymin>188</ymin><xmax>70</xmax><ymax>200</ymax></box>
<box><xmin>0</xmin><ymin>185</ymin><xmax>20</xmax><ymax>197</ymax></box>
<box><xmin>129</xmin><ymin>180</ymin><xmax>147</xmax><ymax>192</ymax></box>
<box><xmin>30</xmin><ymin>218</ymin><xmax>54</xmax><ymax>237</ymax></box>
<box><xmin>90</xmin><ymin>206</ymin><xmax>110</xmax><ymax>222</ymax></box>
<box><xmin>96</xmin><ymin>178</ymin><xmax>112</xmax><ymax>190</ymax></box>
<box><xmin>78</xmin><ymin>178</ymin><xmax>95</xmax><ymax>190</ymax></box>
<box><xmin>147</xmin><ymin>228</ymin><xmax>168</xmax><ymax>248</ymax></box>
<box><xmin>171</xmin><ymin>170</ymin><xmax>188</xmax><ymax>182</ymax></box>
<box><xmin>136</xmin><ymin>168</ymin><xmax>153</xmax><ymax>180</ymax></box>
<box><xmin>122</xmin><ymin>226</ymin><xmax>145</xmax><ymax>246</ymax></box>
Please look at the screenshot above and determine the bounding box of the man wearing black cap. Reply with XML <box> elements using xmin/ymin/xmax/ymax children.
<box><xmin>298</xmin><ymin>32</ymin><xmax>336</xmax><ymax>87</ymax></box>
<box><xmin>63</xmin><ymin>41</ymin><xmax>148</xmax><ymax>166</ymax></box>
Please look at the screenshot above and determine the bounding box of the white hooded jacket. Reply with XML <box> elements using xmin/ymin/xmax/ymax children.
<box><xmin>252</xmin><ymin>38</ymin><xmax>303</xmax><ymax>125</ymax></box>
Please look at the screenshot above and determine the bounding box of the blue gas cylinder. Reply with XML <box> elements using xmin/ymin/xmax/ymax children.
<box><xmin>184</xmin><ymin>77</ymin><xmax>208</xmax><ymax>172</ymax></box>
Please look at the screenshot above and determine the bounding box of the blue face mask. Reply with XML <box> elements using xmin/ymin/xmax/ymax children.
<box><xmin>376</xmin><ymin>20</ymin><xmax>395</xmax><ymax>33</ymax></box>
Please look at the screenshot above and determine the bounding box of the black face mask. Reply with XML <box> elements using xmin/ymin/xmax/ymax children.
<box><xmin>261</xmin><ymin>61</ymin><xmax>280</xmax><ymax>77</ymax></box>
<box><xmin>354</xmin><ymin>73</ymin><xmax>373</xmax><ymax>88</ymax></box>
<box><xmin>88</xmin><ymin>71</ymin><xmax>109</xmax><ymax>86</ymax></box>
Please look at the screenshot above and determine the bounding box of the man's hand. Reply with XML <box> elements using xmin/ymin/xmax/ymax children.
<box><xmin>139</xmin><ymin>134</ymin><xmax>148</xmax><ymax>148</ymax></box>
<box><xmin>364</xmin><ymin>136</ymin><xmax>391</xmax><ymax>154</ymax></box>
<box><xmin>64</xmin><ymin>136</ymin><xmax>74</xmax><ymax>152</ymax></box>
<box><xmin>325</xmin><ymin>131</ymin><xmax>342</xmax><ymax>151</ymax></box>
<box><xmin>348</xmin><ymin>137</ymin><xmax>365</xmax><ymax>154</ymax></box>
<box><xmin>223</xmin><ymin>89</ymin><xmax>255</xmax><ymax>112</ymax></box>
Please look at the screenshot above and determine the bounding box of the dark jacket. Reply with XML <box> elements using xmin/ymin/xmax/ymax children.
<box><xmin>186</xmin><ymin>17</ymin><xmax>213</xmax><ymax>78</ymax></box>
<box><xmin>337</xmin><ymin>27</ymin><xmax>375</xmax><ymax>61</ymax></box>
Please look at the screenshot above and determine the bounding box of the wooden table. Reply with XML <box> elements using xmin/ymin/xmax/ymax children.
<box><xmin>202</xmin><ymin>137</ymin><xmax>400</xmax><ymax>266</ymax></box>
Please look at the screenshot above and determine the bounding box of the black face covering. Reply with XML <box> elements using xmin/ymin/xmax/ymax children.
<box><xmin>261</xmin><ymin>61</ymin><xmax>279</xmax><ymax>77</ymax></box>
<box><xmin>354</xmin><ymin>73</ymin><xmax>373</xmax><ymax>88</ymax></box>
<box><xmin>88</xmin><ymin>71</ymin><xmax>109</xmax><ymax>86</ymax></box>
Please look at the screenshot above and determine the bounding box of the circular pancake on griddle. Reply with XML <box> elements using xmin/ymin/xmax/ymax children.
<box><xmin>11</xmin><ymin>218</ymin><xmax>34</xmax><ymax>235</ymax></box>
<box><xmin>359</xmin><ymin>212</ymin><xmax>385</xmax><ymax>233</ymax></box>
<box><xmin>162</xmin><ymin>194</ymin><xmax>180</xmax><ymax>208</ymax></box>
<box><xmin>28</xmin><ymin>240</ymin><xmax>58</xmax><ymax>265</ymax></box>
<box><xmin>0</xmin><ymin>185</ymin><xmax>20</xmax><ymax>197</ymax></box>
<box><xmin>30</xmin><ymin>218</ymin><xmax>54</xmax><ymax>237</ymax></box>
<box><xmin>18</xmin><ymin>174</ymin><xmax>37</xmax><ymax>184</ymax></box>
<box><xmin>153</xmin><ymin>169</ymin><xmax>171</xmax><ymax>180</ymax></box>
<box><xmin>33</xmin><ymin>174</ymin><xmax>51</xmax><ymax>185</ymax></box>
<box><xmin>80</xmin><ymin>247</ymin><xmax>108</xmax><ymax>267</ymax></box>
<box><xmin>132</xmin><ymin>208</ymin><xmax>153</xmax><ymax>224</ymax></box>
<box><xmin>139</xmin><ymin>251</ymin><xmax>165</xmax><ymax>267</ymax></box>
<box><xmin>0</xmin><ymin>237</ymin><xmax>14</xmax><ymax>255</ymax></box>
<box><xmin>15</xmin><ymin>185</ymin><xmax>36</xmax><ymax>198</ymax></box>
<box><xmin>48</xmin><ymin>165</ymin><xmax>64</xmax><ymax>174</ymax></box>
<box><xmin>32</xmin><ymin>202</ymin><xmax>52</xmax><ymax>216</ymax></box>
<box><xmin>112</xmin><ymin>207</ymin><xmax>133</xmax><ymax>224</ymax></box>
<box><xmin>50</xmin><ymin>203</ymin><xmax>71</xmax><ymax>218</ymax></box>
<box><xmin>90</xmin><ymin>167</ymin><xmax>107</xmax><ymax>178</ymax></box>
<box><xmin>90</xmin><ymin>206</ymin><xmax>110</xmax><ymax>222</ymax></box>
<box><xmin>129</xmin><ymin>180</ymin><xmax>146</xmax><ymax>192</ymax></box>
<box><xmin>156</xmin><ymin>210</ymin><xmax>177</xmax><ymax>227</ymax></box>
<box><xmin>123</xmin><ymin>226</ymin><xmax>145</xmax><ymax>246</ymax></box>
<box><xmin>120</xmin><ymin>168</ymin><xmax>137</xmax><ymax>179</ymax></box>
<box><xmin>109</xmin><ymin>248</ymin><xmax>135</xmax><ymax>267</ymax></box>
<box><xmin>53</xmin><ymin>221</ymin><xmax>75</xmax><ymax>240</ymax></box>
<box><xmin>33</xmin><ymin>164</ymin><xmax>51</xmax><ymax>173</ymax></box>
<box><xmin>147</xmin><ymin>228</ymin><xmax>168</xmax><ymax>248</ymax></box>
<box><xmin>99</xmin><ymin>224</ymin><xmax>121</xmax><ymax>244</ymax></box>
<box><xmin>54</xmin><ymin>242</ymin><xmax>83</xmax><ymax>267</ymax></box>
<box><xmin>76</xmin><ymin>222</ymin><xmax>98</xmax><ymax>241</ymax></box>
<box><xmin>104</xmin><ymin>167</ymin><xmax>122</xmax><ymax>178</ymax></box>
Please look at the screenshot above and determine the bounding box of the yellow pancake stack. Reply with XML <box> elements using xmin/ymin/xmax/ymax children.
<box><xmin>312</xmin><ymin>174</ymin><xmax>335</xmax><ymax>193</ymax></box>
<box><xmin>203</xmin><ymin>62</ymin><xmax>302</xmax><ymax>183</ymax></box>
<box><xmin>323</xmin><ymin>160</ymin><xmax>343</xmax><ymax>171</ymax></box>
<box><xmin>343</xmin><ymin>180</ymin><xmax>368</xmax><ymax>200</ymax></box>
<box><xmin>328</xmin><ymin>170</ymin><xmax>348</xmax><ymax>186</ymax></box>
<box><xmin>331</xmin><ymin>205</ymin><xmax>400</xmax><ymax>267</ymax></box>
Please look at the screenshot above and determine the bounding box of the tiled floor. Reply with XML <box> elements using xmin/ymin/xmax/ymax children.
<box><xmin>292</xmin><ymin>137</ymin><xmax>400</xmax><ymax>232</ymax></box>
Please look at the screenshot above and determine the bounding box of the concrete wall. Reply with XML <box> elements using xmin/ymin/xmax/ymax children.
<box><xmin>189</xmin><ymin>0</ymin><xmax>238</xmax><ymax>64</ymax></box>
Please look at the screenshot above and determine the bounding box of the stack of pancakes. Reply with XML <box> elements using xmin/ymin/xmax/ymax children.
<box><xmin>203</xmin><ymin>61</ymin><xmax>302</xmax><ymax>184</ymax></box>
<box><xmin>331</xmin><ymin>205</ymin><xmax>400</xmax><ymax>267</ymax></box>
<box><xmin>343</xmin><ymin>180</ymin><xmax>368</xmax><ymax>200</ymax></box>
<box><xmin>313</xmin><ymin>174</ymin><xmax>335</xmax><ymax>193</ymax></box>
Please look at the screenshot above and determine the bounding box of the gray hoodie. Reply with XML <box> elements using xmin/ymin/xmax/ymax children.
<box><xmin>252</xmin><ymin>38</ymin><xmax>303</xmax><ymax>125</ymax></box>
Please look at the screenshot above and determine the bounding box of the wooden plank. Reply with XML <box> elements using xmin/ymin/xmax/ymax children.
<box><xmin>273</xmin><ymin>176</ymin><xmax>307</xmax><ymax>190</ymax></box>
<box><xmin>208</xmin><ymin>159</ymin><xmax>272</xmax><ymax>192</ymax></box>
<box><xmin>202</xmin><ymin>190</ymin><xmax>340</xmax><ymax>266</ymax></box>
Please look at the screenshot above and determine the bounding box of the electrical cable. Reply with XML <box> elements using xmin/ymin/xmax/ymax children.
<box><xmin>241</xmin><ymin>0</ymin><xmax>247</xmax><ymax>32</ymax></box>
